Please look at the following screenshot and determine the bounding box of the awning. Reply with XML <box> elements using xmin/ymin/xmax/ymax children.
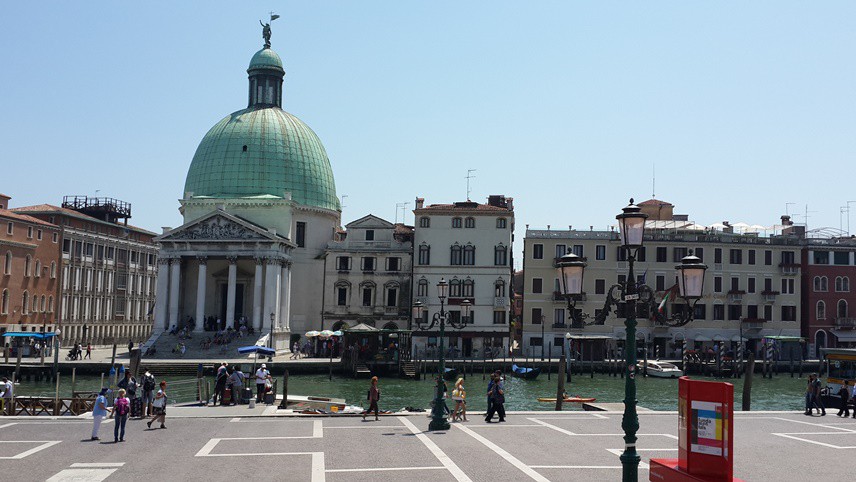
<box><xmin>237</xmin><ymin>346</ymin><xmax>276</xmax><ymax>356</ymax></box>
<box><xmin>2</xmin><ymin>332</ymin><xmax>56</xmax><ymax>339</ymax></box>
<box><xmin>673</xmin><ymin>332</ymin><xmax>686</xmax><ymax>341</ymax></box>
<box><xmin>566</xmin><ymin>334</ymin><xmax>614</xmax><ymax>341</ymax></box>
<box><xmin>713</xmin><ymin>335</ymin><xmax>727</xmax><ymax>342</ymax></box>
<box><xmin>832</xmin><ymin>331</ymin><xmax>856</xmax><ymax>342</ymax></box>
<box><xmin>613</xmin><ymin>332</ymin><xmax>645</xmax><ymax>341</ymax></box>
<box><xmin>764</xmin><ymin>336</ymin><xmax>804</xmax><ymax>342</ymax></box>
<box><xmin>731</xmin><ymin>335</ymin><xmax>748</xmax><ymax>342</ymax></box>
<box><xmin>693</xmin><ymin>335</ymin><xmax>712</xmax><ymax>342</ymax></box>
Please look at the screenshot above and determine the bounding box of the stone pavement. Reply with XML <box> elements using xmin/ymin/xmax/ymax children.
<box><xmin>0</xmin><ymin>409</ymin><xmax>848</xmax><ymax>481</ymax></box>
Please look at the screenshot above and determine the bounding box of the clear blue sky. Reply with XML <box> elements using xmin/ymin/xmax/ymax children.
<box><xmin>3</xmin><ymin>2</ymin><xmax>855</xmax><ymax>263</ymax></box>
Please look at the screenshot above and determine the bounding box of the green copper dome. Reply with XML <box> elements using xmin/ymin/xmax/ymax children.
<box><xmin>248</xmin><ymin>48</ymin><xmax>284</xmax><ymax>73</ymax></box>
<box><xmin>184</xmin><ymin>107</ymin><xmax>339</xmax><ymax>211</ymax></box>
<box><xmin>183</xmin><ymin>44</ymin><xmax>339</xmax><ymax>212</ymax></box>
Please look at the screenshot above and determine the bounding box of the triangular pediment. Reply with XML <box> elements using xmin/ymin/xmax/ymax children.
<box><xmin>156</xmin><ymin>211</ymin><xmax>282</xmax><ymax>242</ymax></box>
<box><xmin>345</xmin><ymin>214</ymin><xmax>394</xmax><ymax>230</ymax></box>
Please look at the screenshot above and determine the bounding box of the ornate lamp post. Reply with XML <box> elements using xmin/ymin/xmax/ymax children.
<box><xmin>412</xmin><ymin>278</ymin><xmax>471</xmax><ymax>431</ymax></box>
<box><xmin>556</xmin><ymin>199</ymin><xmax>708</xmax><ymax>482</ymax></box>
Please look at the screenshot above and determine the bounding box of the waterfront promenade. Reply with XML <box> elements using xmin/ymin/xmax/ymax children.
<box><xmin>0</xmin><ymin>407</ymin><xmax>846</xmax><ymax>481</ymax></box>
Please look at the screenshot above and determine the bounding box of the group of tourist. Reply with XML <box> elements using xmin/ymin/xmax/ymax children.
<box><xmin>210</xmin><ymin>362</ymin><xmax>274</xmax><ymax>406</ymax></box>
<box><xmin>89</xmin><ymin>370</ymin><xmax>169</xmax><ymax>443</ymax></box>
<box><xmin>66</xmin><ymin>343</ymin><xmax>92</xmax><ymax>361</ymax></box>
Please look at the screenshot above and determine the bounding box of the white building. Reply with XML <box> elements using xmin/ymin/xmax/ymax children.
<box><xmin>411</xmin><ymin>196</ymin><xmax>514</xmax><ymax>357</ymax></box>
<box><xmin>321</xmin><ymin>215</ymin><xmax>413</xmax><ymax>331</ymax></box>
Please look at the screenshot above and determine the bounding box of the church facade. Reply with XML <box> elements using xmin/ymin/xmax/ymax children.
<box><xmin>154</xmin><ymin>27</ymin><xmax>340</xmax><ymax>350</ymax></box>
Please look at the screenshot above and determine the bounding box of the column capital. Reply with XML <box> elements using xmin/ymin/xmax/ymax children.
<box><xmin>226</xmin><ymin>256</ymin><xmax>238</xmax><ymax>265</ymax></box>
<box><xmin>265</xmin><ymin>257</ymin><xmax>280</xmax><ymax>266</ymax></box>
<box><xmin>196</xmin><ymin>256</ymin><xmax>208</xmax><ymax>266</ymax></box>
<box><xmin>158</xmin><ymin>257</ymin><xmax>171</xmax><ymax>267</ymax></box>
<box><xmin>254</xmin><ymin>257</ymin><xmax>265</xmax><ymax>266</ymax></box>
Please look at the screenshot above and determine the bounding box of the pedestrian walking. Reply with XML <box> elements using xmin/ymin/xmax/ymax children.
<box><xmin>485</xmin><ymin>371</ymin><xmax>505</xmax><ymax>423</ymax></box>
<box><xmin>111</xmin><ymin>388</ymin><xmax>130</xmax><ymax>442</ymax></box>
<box><xmin>291</xmin><ymin>341</ymin><xmax>300</xmax><ymax>359</ymax></box>
<box><xmin>451</xmin><ymin>377</ymin><xmax>467</xmax><ymax>422</ymax></box>
<box><xmin>1</xmin><ymin>376</ymin><xmax>13</xmax><ymax>416</ymax></box>
<box><xmin>255</xmin><ymin>363</ymin><xmax>271</xmax><ymax>402</ymax></box>
<box><xmin>837</xmin><ymin>381</ymin><xmax>851</xmax><ymax>417</ymax></box>
<box><xmin>85</xmin><ymin>343</ymin><xmax>92</xmax><ymax>359</ymax></box>
<box><xmin>485</xmin><ymin>373</ymin><xmax>495</xmax><ymax>417</ymax></box>
<box><xmin>804</xmin><ymin>373</ymin><xmax>826</xmax><ymax>416</ymax></box>
<box><xmin>147</xmin><ymin>381</ymin><xmax>168</xmax><ymax>429</ymax></box>
<box><xmin>213</xmin><ymin>362</ymin><xmax>228</xmax><ymax>406</ymax></box>
<box><xmin>92</xmin><ymin>388</ymin><xmax>110</xmax><ymax>440</ymax></box>
<box><xmin>363</xmin><ymin>376</ymin><xmax>380</xmax><ymax>421</ymax></box>
<box><xmin>141</xmin><ymin>371</ymin><xmax>156</xmax><ymax>417</ymax></box>
<box><xmin>229</xmin><ymin>366</ymin><xmax>245</xmax><ymax>405</ymax></box>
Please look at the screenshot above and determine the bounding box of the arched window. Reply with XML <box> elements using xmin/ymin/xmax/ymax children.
<box><xmin>383</xmin><ymin>322</ymin><xmax>399</xmax><ymax>330</ymax></box>
<box><xmin>24</xmin><ymin>255</ymin><xmax>31</xmax><ymax>277</ymax></box>
<box><xmin>465</xmin><ymin>217</ymin><xmax>475</xmax><ymax>228</ymax></box>
<box><xmin>418</xmin><ymin>244</ymin><xmax>430</xmax><ymax>265</ymax></box>
<box><xmin>3</xmin><ymin>252</ymin><xmax>11</xmax><ymax>275</ymax></box>
<box><xmin>463</xmin><ymin>244</ymin><xmax>475</xmax><ymax>265</ymax></box>
<box><xmin>48</xmin><ymin>296</ymin><xmax>53</xmax><ymax>312</ymax></box>
<box><xmin>821</xmin><ymin>277</ymin><xmax>829</xmax><ymax>291</ymax></box>
<box><xmin>495</xmin><ymin>279</ymin><xmax>506</xmax><ymax>297</ymax></box>
<box><xmin>384</xmin><ymin>282</ymin><xmax>399</xmax><ymax>307</ymax></box>
<box><xmin>814</xmin><ymin>276</ymin><xmax>822</xmax><ymax>291</ymax></box>
<box><xmin>419</xmin><ymin>217</ymin><xmax>430</xmax><ymax>228</ymax></box>
<box><xmin>450</xmin><ymin>244</ymin><xmax>462</xmax><ymax>265</ymax></box>
<box><xmin>462</xmin><ymin>279</ymin><xmax>475</xmax><ymax>298</ymax></box>
<box><xmin>331</xmin><ymin>321</ymin><xmax>349</xmax><ymax>331</ymax></box>
<box><xmin>817</xmin><ymin>300</ymin><xmax>826</xmax><ymax>320</ymax></box>
<box><xmin>1</xmin><ymin>289</ymin><xmax>8</xmax><ymax>314</ymax></box>
<box><xmin>22</xmin><ymin>291</ymin><xmax>29</xmax><ymax>315</ymax></box>
<box><xmin>496</xmin><ymin>218</ymin><xmax>507</xmax><ymax>229</ymax></box>
<box><xmin>34</xmin><ymin>260</ymin><xmax>41</xmax><ymax>277</ymax></box>
<box><xmin>836</xmin><ymin>276</ymin><xmax>851</xmax><ymax>292</ymax></box>
<box><xmin>359</xmin><ymin>281</ymin><xmax>376</xmax><ymax>307</ymax></box>
<box><xmin>494</xmin><ymin>244</ymin><xmax>507</xmax><ymax>266</ymax></box>
<box><xmin>40</xmin><ymin>295</ymin><xmax>45</xmax><ymax>312</ymax></box>
<box><xmin>50</xmin><ymin>262</ymin><xmax>56</xmax><ymax>279</ymax></box>
<box><xmin>32</xmin><ymin>295</ymin><xmax>37</xmax><ymax>313</ymax></box>
<box><xmin>449</xmin><ymin>279</ymin><xmax>462</xmax><ymax>298</ymax></box>
<box><xmin>838</xmin><ymin>300</ymin><xmax>848</xmax><ymax>319</ymax></box>
<box><xmin>417</xmin><ymin>278</ymin><xmax>428</xmax><ymax>297</ymax></box>
<box><xmin>334</xmin><ymin>281</ymin><xmax>350</xmax><ymax>306</ymax></box>
<box><xmin>452</xmin><ymin>217</ymin><xmax>462</xmax><ymax>228</ymax></box>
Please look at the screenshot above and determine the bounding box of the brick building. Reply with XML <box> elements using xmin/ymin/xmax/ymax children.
<box><xmin>0</xmin><ymin>194</ymin><xmax>62</xmax><ymax>334</ymax></box>
<box><xmin>801</xmin><ymin>238</ymin><xmax>856</xmax><ymax>357</ymax></box>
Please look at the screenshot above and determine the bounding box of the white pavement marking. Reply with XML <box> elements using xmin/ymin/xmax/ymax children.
<box><xmin>0</xmin><ymin>423</ymin><xmax>15</xmax><ymax>429</ymax></box>
<box><xmin>326</xmin><ymin>466</ymin><xmax>446</xmax><ymax>473</ymax></box>
<box><xmin>0</xmin><ymin>440</ymin><xmax>61</xmax><ymax>459</ymax></box>
<box><xmin>399</xmin><ymin>417</ymin><xmax>473</xmax><ymax>482</ymax></box>
<box><xmin>230</xmin><ymin>418</ymin><xmax>241</xmax><ymax>422</ymax></box>
<box><xmin>454</xmin><ymin>423</ymin><xmax>550</xmax><ymax>482</ymax></box>
<box><xmin>531</xmin><ymin>465</ymin><xmax>624</xmax><ymax>469</ymax></box>
<box><xmin>468</xmin><ymin>424</ymin><xmax>542</xmax><ymax>428</ymax></box>
<box><xmin>313</xmin><ymin>420</ymin><xmax>323</xmax><ymax>438</ymax></box>
<box><xmin>312</xmin><ymin>452</ymin><xmax>326</xmax><ymax>482</ymax></box>
<box><xmin>324</xmin><ymin>425</ymin><xmax>403</xmax><ymax>429</ymax></box>
<box><xmin>773</xmin><ymin>432</ymin><xmax>856</xmax><ymax>449</ymax></box>
<box><xmin>47</xmin><ymin>462</ymin><xmax>124</xmax><ymax>482</ymax></box>
<box><xmin>528</xmin><ymin>418</ymin><xmax>577</xmax><ymax>435</ymax></box>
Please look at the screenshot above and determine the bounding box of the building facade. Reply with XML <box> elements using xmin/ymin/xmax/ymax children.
<box><xmin>155</xmin><ymin>26</ymin><xmax>341</xmax><ymax>350</ymax></box>
<box><xmin>411</xmin><ymin>196</ymin><xmax>514</xmax><ymax>357</ymax></box>
<box><xmin>522</xmin><ymin>200</ymin><xmax>802</xmax><ymax>359</ymax></box>
<box><xmin>0</xmin><ymin>194</ymin><xmax>62</xmax><ymax>335</ymax></box>
<box><xmin>321</xmin><ymin>215</ymin><xmax>413</xmax><ymax>331</ymax></box>
<box><xmin>12</xmin><ymin>196</ymin><xmax>158</xmax><ymax>345</ymax></box>
<box><xmin>801</xmin><ymin>239</ymin><xmax>856</xmax><ymax>357</ymax></box>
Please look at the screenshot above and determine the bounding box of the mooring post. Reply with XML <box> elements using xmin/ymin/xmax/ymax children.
<box><xmin>555</xmin><ymin>356</ymin><xmax>566</xmax><ymax>412</ymax></box>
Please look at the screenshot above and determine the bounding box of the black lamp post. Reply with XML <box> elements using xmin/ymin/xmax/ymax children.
<box><xmin>555</xmin><ymin>199</ymin><xmax>708</xmax><ymax>482</ymax></box>
<box><xmin>268</xmin><ymin>312</ymin><xmax>275</xmax><ymax>362</ymax></box>
<box><xmin>412</xmin><ymin>278</ymin><xmax>471</xmax><ymax>431</ymax></box>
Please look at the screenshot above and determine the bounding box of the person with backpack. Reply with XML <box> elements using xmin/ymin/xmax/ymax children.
<box><xmin>111</xmin><ymin>388</ymin><xmax>130</xmax><ymax>442</ymax></box>
<box><xmin>485</xmin><ymin>371</ymin><xmax>506</xmax><ymax>423</ymax></box>
<box><xmin>141</xmin><ymin>371</ymin><xmax>156</xmax><ymax>418</ymax></box>
<box><xmin>213</xmin><ymin>362</ymin><xmax>228</xmax><ymax>406</ymax></box>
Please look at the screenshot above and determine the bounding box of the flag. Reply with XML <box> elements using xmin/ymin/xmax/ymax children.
<box><xmin>637</xmin><ymin>268</ymin><xmax>648</xmax><ymax>288</ymax></box>
<box><xmin>271</xmin><ymin>14</ymin><xmax>281</xmax><ymax>21</ymax></box>
<box><xmin>658</xmin><ymin>283</ymin><xmax>679</xmax><ymax>313</ymax></box>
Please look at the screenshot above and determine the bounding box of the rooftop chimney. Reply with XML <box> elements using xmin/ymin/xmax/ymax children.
<box><xmin>415</xmin><ymin>197</ymin><xmax>424</xmax><ymax>209</ymax></box>
<box><xmin>0</xmin><ymin>194</ymin><xmax>10</xmax><ymax>210</ymax></box>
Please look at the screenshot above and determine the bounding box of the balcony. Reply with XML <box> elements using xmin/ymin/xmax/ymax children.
<box><xmin>835</xmin><ymin>318</ymin><xmax>856</xmax><ymax>329</ymax></box>
<box><xmin>727</xmin><ymin>290</ymin><xmax>745</xmax><ymax>303</ymax></box>
<box><xmin>779</xmin><ymin>263</ymin><xmax>799</xmax><ymax>276</ymax></box>
<box><xmin>761</xmin><ymin>290</ymin><xmax>779</xmax><ymax>304</ymax></box>
<box><xmin>713</xmin><ymin>263</ymin><xmax>723</xmax><ymax>271</ymax></box>
<box><xmin>384</xmin><ymin>306</ymin><xmax>399</xmax><ymax>315</ymax></box>
<box><xmin>741</xmin><ymin>318</ymin><xmax>766</xmax><ymax>330</ymax></box>
<box><xmin>494</xmin><ymin>297</ymin><xmax>507</xmax><ymax>308</ymax></box>
<box><xmin>553</xmin><ymin>292</ymin><xmax>585</xmax><ymax>303</ymax></box>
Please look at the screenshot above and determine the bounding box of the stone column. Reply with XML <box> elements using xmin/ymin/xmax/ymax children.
<box><xmin>253</xmin><ymin>258</ymin><xmax>264</xmax><ymax>332</ymax></box>
<box><xmin>263</xmin><ymin>258</ymin><xmax>280</xmax><ymax>334</ymax></box>
<box><xmin>155</xmin><ymin>258</ymin><xmax>170</xmax><ymax>330</ymax></box>
<box><xmin>168</xmin><ymin>258</ymin><xmax>181</xmax><ymax>329</ymax></box>
<box><xmin>226</xmin><ymin>257</ymin><xmax>237</xmax><ymax>329</ymax></box>
<box><xmin>194</xmin><ymin>257</ymin><xmax>207</xmax><ymax>333</ymax></box>
<box><xmin>280</xmin><ymin>261</ymin><xmax>292</xmax><ymax>332</ymax></box>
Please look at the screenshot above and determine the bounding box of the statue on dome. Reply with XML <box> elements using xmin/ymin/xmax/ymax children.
<box><xmin>260</xmin><ymin>13</ymin><xmax>280</xmax><ymax>49</ymax></box>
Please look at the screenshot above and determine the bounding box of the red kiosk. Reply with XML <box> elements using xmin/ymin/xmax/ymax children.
<box><xmin>650</xmin><ymin>377</ymin><xmax>744</xmax><ymax>482</ymax></box>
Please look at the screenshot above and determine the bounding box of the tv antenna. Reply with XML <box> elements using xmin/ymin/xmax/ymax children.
<box><xmin>466</xmin><ymin>169</ymin><xmax>476</xmax><ymax>201</ymax></box>
<box><xmin>652</xmin><ymin>163</ymin><xmax>656</xmax><ymax>199</ymax></box>
<box><xmin>395</xmin><ymin>202</ymin><xmax>410</xmax><ymax>223</ymax></box>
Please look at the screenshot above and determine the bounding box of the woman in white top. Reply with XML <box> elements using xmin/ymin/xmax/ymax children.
<box><xmin>147</xmin><ymin>381</ymin><xmax>167</xmax><ymax>429</ymax></box>
<box><xmin>451</xmin><ymin>377</ymin><xmax>467</xmax><ymax>422</ymax></box>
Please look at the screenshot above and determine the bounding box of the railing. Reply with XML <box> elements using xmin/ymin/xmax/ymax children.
<box><xmin>779</xmin><ymin>264</ymin><xmax>799</xmax><ymax>275</ymax></box>
<box><xmin>493</xmin><ymin>297</ymin><xmax>507</xmax><ymax>307</ymax></box>
<box><xmin>2</xmin><ymin>397</ymin><xmax>96</xmax><ymax>416</ymax></box>
<box><xmin>835</xmin><ymin>318</ymin><xmax>856</xmax><ymax>329</ymax></box>
<box><xmin>742</xmin><ymin>319</ymin><xmax>765</xmax><ymax>330</ymax></box>
<box><xmin>727</xmin><ymin>292</ymin><xmax>744</xmax><ymax>303</ymax></box>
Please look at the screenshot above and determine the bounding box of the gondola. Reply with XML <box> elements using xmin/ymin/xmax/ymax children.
<box><xmin>511</xmin><ymin>364</ymin><xmax>541</xmax><ymax>380</ymax></box>
<box><xmin>537</xmin><ymin>396</ymin><xmax>596</xmax><ymax>403</ymax></box>
<box><xmin>443</xmin><ymin>367</ymin><xmax>458</xmax><ymax>381</ymax></box>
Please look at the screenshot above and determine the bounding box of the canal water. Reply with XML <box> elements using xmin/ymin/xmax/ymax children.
<box><xmin>14</xmin><ymin>371</ymin><xmax>807</xmax><ymax>412</ymax></box>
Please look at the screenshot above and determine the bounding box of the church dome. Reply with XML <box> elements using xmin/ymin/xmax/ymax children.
<box><xmin>183</xmin><ymin>45</ymin><xmax>340</xmax><ymax>212</ymax></box>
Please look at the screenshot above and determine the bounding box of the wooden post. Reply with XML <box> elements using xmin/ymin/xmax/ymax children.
<box><xmin>789</xmin><ymin>347</ymin><xmax>794</xmax><ymax>378</ymax></box>
<box><xmin>100</xmin><ymin>373</ymin><xmax>104</xmax><ymax>389</ymax></box>
<box><xmin>547</xmin><ymin>342</ymin><xmax>552</xmax><ymax>380</ymax></box>
<box><xmin>14</xmin><ymin>338</ymin><xmax>22</xmax><ymax>383</ymax></box>
<box><xmin>483</xmin><ymin>351</ymin><xmax>486</xmax><ymax>380</ymax></box>
<box><xmin>71</xmin><ymin>367</ymin><xmax>77</xmax><ymax>397</ymax></box>
<box><xmin>555</xmin><ymin>356</ymin><xmax>566</xmax><ymax>411</ymax></box>
<box><xmin>643</xmin><ymin>340</ymin><xmax>649</xmax><ymax>377</ymax></box>
<box><xmin>590</xmin><ymin>342</ymin><xmax>594</xmax><ymax>379</ymax></box>
<box><xmin>329</xmin><ymin>346</ymin><xmax>333</xmax><ymax>381</ymax></box>
<box><xmin>278</xmin><ymin>369</ymin><xmax>289</xmax><ymax>409</ymax></box>
<box><xmin>54</xmin><ymin>373</ymin><xmax>61</xmax><ymax>416</ymax></box>
<box><xmin>4</xmin><ymin>344</ymin><xmax>8</xmax><ymax>364</ymax></box>
<box><xmin>742</xmin><ymin>352</ymin><xmax>755</xmax><ymax>411</ymax></box>
<box><xmin>110</xmin><ymin>343</ymin><xmax>117</xmax><ymax>367</ymax></box>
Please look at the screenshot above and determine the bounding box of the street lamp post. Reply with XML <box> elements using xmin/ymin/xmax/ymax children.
<box><xmin>412</xmin><ymin>279</ymin><xmax>471</xmax><ymax>431</ymax></box>
<box><xmin>269</xmin><ymin>312</ymin><xmax>275</xmax><ymax>362</ymax></box>
<box><xmin>541</xmin><ymin>315</ymin><xmax>545</xmax><ymax>361</ymax></box>
<box><xmin>556</xmin><ymin>199</ymin><xmax>708</xmax><ymax>482</ymax></box>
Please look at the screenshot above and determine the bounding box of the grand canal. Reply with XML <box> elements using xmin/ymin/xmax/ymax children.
<box><xmin>13</xmin><ymin>370</ymin><xmax>807</xmax><ymax>411</ymax></box>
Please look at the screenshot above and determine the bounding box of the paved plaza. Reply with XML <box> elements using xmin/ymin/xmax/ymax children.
<box><xmin>0</xmin><ymin>409</ymin><xmax>847</xmax><ymax>481</ymax></box>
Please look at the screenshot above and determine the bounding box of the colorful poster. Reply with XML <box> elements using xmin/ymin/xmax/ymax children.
<box><xmin>690</xmin><ymin>400</ymin><xmax>724</xmax><ymax>456</ymax></box>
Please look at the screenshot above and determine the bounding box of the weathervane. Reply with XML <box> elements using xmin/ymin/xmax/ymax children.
<box><xmin>260</xmin><ymin>12</ymin><xmax>280</xmax><ymax>48</ymax></box>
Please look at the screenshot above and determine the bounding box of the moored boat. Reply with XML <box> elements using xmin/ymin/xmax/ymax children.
<box><xmin>511</xmin><ymin>364</ymin><xmax>541</xmax><ymax>380</ymax></box>
<box><xmin>640</xmin><ymin>361</ymin><xmax>683</xmax><ymax>378</ymax></box>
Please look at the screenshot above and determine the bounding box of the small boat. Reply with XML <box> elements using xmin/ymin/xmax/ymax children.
<box><xmin>640</xmin><ymin>360</ymin><xmax>684</xmax><ymax>378</ymax></box>
<box><xmin>537</xmin><ymin>397</ymin><xmax>597</xmax><ymax>403</ymax></box>
<box><xmin>443</xmin><ymin>368</ymin><xmax>458</xmax><ymax>381</ymax></box>
<box><xmin>511</xmin><ymin>364</ymin><xmax>541</xmax><ymax>380</ymax></box>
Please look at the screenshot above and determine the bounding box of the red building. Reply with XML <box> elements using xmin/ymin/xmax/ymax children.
<box><xmin>801</xmin><ymin>239</ymin><xmax>856</xmax><ymax>357</ymax></box>
<box><xmin>0</xmin><ymin>194</ymin><xmax>62</xmax><ymax>335</ymax></box>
